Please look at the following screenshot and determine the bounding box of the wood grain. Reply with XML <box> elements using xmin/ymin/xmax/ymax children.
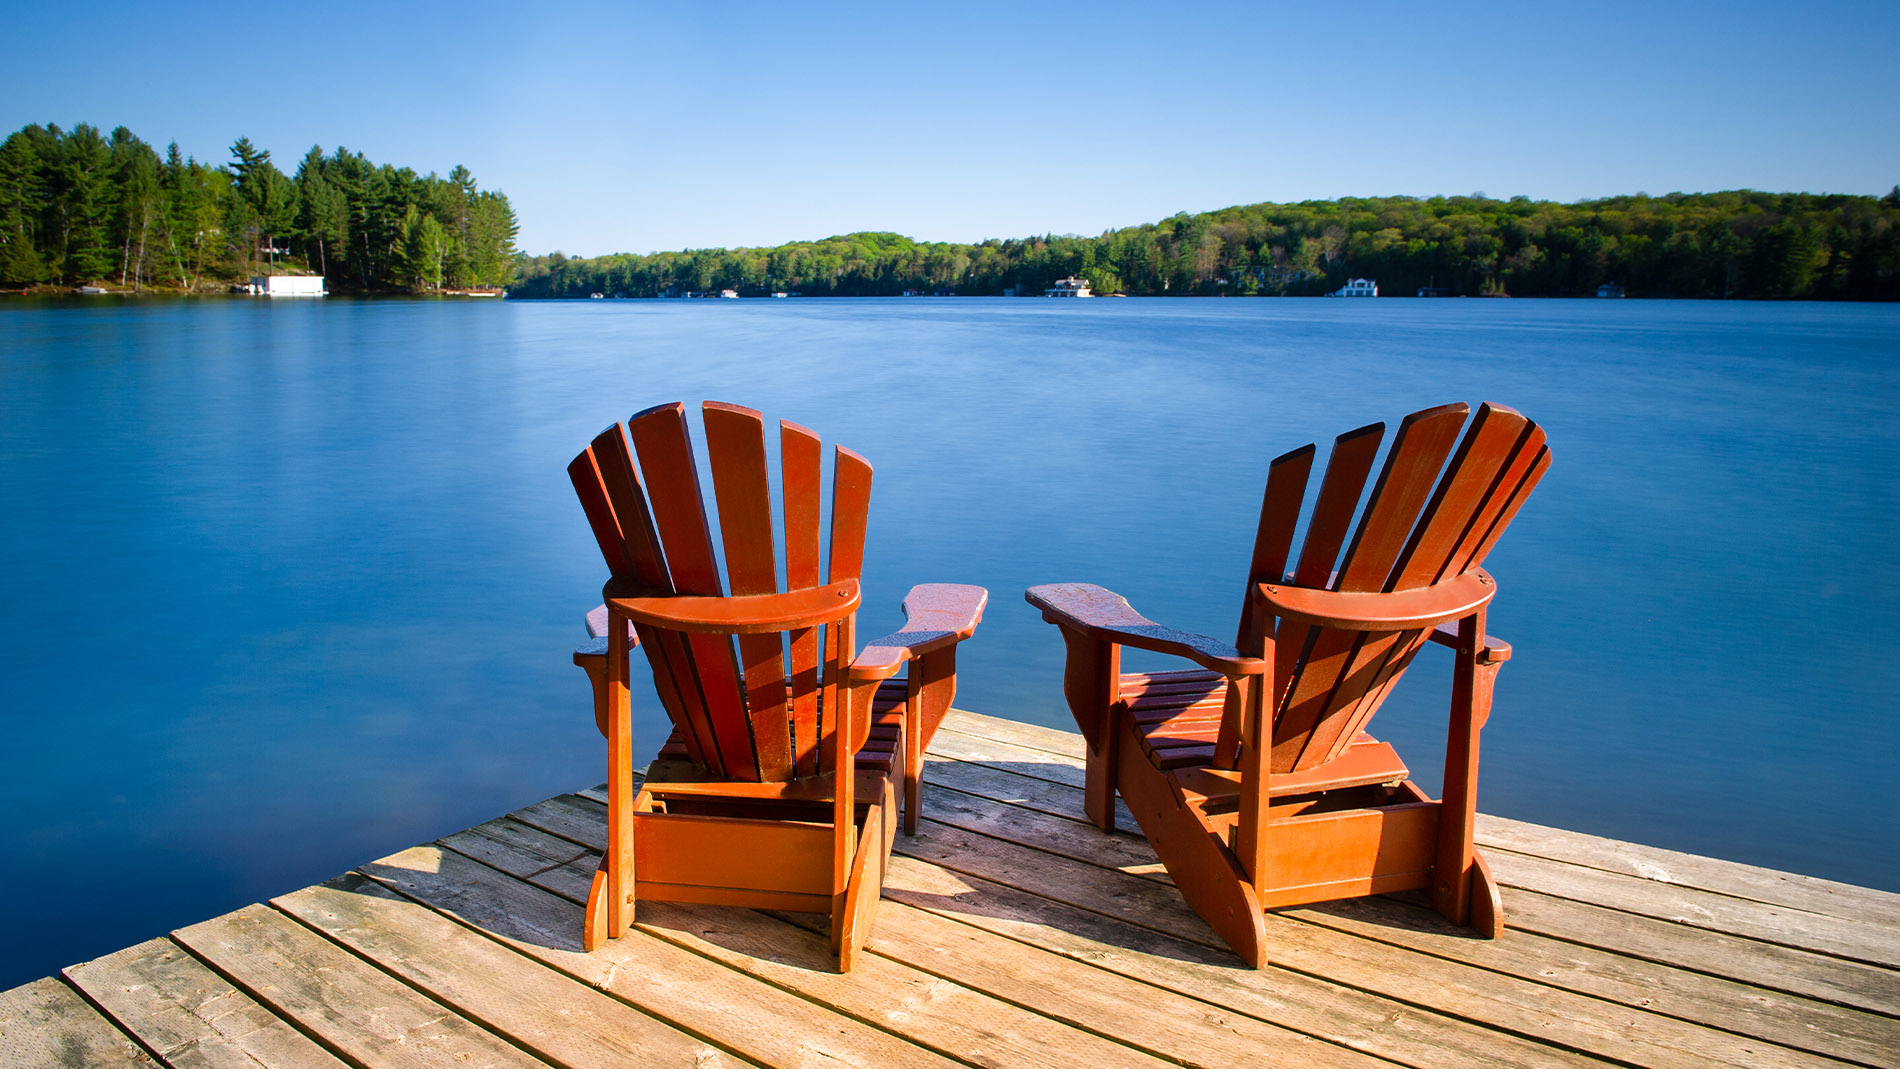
<box><xmin>170</xmin><ymin>904</ymin><xmax>548</xmax><ymax>1069</ymax></box>
<box><xmin>65</xmin><ymin>938</ymin><xmax>345</xmax><ymax>1069</ymax></box>
<box><xmin>0</xmin><ymin>977</ymin><xmax>153</xmax><ymax>1067</ymax></box>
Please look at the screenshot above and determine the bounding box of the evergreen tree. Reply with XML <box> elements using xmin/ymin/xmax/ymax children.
<box><xmin>0</xmin><ymin>131</ymin><xmax>50</xmax><ymax>284</ymax></box>
<box><xmin>58</xmin><ymin>124</ymin><xmax>115</xmax><ymax>282</ymax></box>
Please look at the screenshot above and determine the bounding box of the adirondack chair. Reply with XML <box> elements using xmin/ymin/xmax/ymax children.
<box><xmin>568</xmin><ymin>401</ymin><xmax>985</xmax><ymax>971</ymax></box>
<box><xmin>1027</xmin><ymin>402</ymin><xmax>1549</xmax><ymax>968</ymax></box>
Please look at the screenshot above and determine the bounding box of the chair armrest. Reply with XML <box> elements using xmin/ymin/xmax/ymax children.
<box><xmin>576</xmin><ymin>604</ymin><xmax>636</xmax><ymax>666</ymax></box>
<box><xmin>848</xmin><ymin>583</ymin><xmax>988</xmax><ymax>682</ymax></box>
<box><xmin>1025</xmin><ymin>583</ymin><xmax>1266</xmax><ymax>677</ymax></box>
<box><xmin>1255</xmin><ymin>569</ymin><xmax>1496</xmax><ymax>631</ymax></box>
<box><xmin>604</xmin><ymin>577</ymin><xmax>859</xmax><ymax>634</ymax></box>
<box><xmin>1428</xmin><ymin>623</ymin><xmax>1512</xmax><ymax>664</ymax></box>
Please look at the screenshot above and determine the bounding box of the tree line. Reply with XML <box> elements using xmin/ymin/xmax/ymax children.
<box><xmin>0</xmin><ymin>123</ymin><xmax>518</xmax><ymax>292</ymax></box>
<box><xmin>511</xmin><ymin>189</ymin><xmax>1900</xmax><ymax>300</ymax></box>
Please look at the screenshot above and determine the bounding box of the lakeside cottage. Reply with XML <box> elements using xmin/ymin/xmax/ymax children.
<box><xmin>248</xmin><ymin>275</ymin><xmax>326</xmax><ymax>297</ymax></box>
<box><xmin>1332</xmin><ymin>278</ymin><xmax>1378</xmax><ymax>297</ymax></box>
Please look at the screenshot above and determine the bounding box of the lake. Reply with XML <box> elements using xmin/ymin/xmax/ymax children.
<box><xmin>2</xmin><ymin>295</ymin><xmax>1896</xmax><ymax>989</ymax></box>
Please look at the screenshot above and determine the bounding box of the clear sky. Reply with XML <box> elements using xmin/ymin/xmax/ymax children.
<box><xmin>5</xmin><ymin>1</ymin><xmax>1896</xmax><ymax>257</ymax></box>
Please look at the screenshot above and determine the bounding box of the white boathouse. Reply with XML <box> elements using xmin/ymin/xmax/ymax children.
<box><xmin>250</xmin><ymin>275</ymin><xmax>326</xmax><ymax>297</ymax></box>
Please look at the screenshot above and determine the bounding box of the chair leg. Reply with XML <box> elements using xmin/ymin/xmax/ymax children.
<box><xmin>1469</xmin><ymin>850</ymin><xmax>1505</xmax><ymax>938</ymax></box>
<box><xmin>1434</xmin><ymin>624</ymin><xmax>1492</xmax><ymax>927</ymax></box>
<box><xmin>1114</xmin><ymin>723</ymin><xmax>1267</xmax><ymax>967</ymax></box>
<box><xmin>904</xmin><ymin>688</ymin><xmax>923</xmax><ymax>835</ymax></box>
<box><xmin>834</xmin><ymin>798</ymin><xmax>888</xmax><ymax>972</ymax></box>
<box><xmin>1083</xmin><ymin>732</ymin><xmax>1119</xmax><ymax>832</ymax></box>
<box><xmin>583</xmin><ymin>856</ymin><xmax>611</xmax><ymax>951</ymax></box>
<box><xmin>599</xmin><ymin>613</ymin><xmax>637</xmax><ymax>946</ymax></box>
<box><xmin>1057</xmin><ymin>631</ymin><xmax>1121</xmax><ymax>831</ymax></box>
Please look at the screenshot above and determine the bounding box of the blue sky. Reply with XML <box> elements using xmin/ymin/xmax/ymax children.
<box><xmin>5</xmin><ymin>1</ymin><xmax>1896</xmax><ymax>256</ymax></box>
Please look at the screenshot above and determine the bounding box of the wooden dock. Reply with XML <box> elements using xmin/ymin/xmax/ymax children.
<box><xmin>5</xmin><ymin>709</ymin><xmax>1897</xmax><ymax>1067</ymax></box>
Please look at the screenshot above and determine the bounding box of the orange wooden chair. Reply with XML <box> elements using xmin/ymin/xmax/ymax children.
<box><xmin>1027</xmin><ymin>402</ymin><xmax>1549</xmax><ymax>967</ymax></box>
<box><xmin>568</xmin><ymin>401</ymin><xmax>984</xmax><ymax>971</ymax></box>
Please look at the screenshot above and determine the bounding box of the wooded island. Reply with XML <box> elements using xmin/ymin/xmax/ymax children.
<box><xmin>0</xmin><ymin>123</ymin><xmax>517</xmax><ymax>293</ymax></box>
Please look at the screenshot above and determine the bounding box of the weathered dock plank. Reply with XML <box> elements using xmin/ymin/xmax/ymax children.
<box><xmin>630</xmin><ymin>896</ymin><xmax>1192</xmax><ymax>1069</ymax></box>
<box><xmin>775</xmin><ymin>897</ymin><xmax>1390</xmax><ymax>1069</ymax></box>
<box><xmin>911</xmin><ymin>767</ymin><xmax>1900</xmax><ymax>1066</ymax></box>
<box><xmin>898</xmin><ymin>812</ymin><xmax>1849</xmax><ymax>1069</ymax></box>
<box><xmin>880</xmin><ymin>854</ymin><xmax>1613</xmax><ymax>1069</ymax></box>
<box><xmin>64</xmin><ymin>938</ymin><xmax>345</xmax><ymax>1069</ymax></box>
<box><xmin>7</xmin><ymin>705</ymin><xmax>1894</xmax><ymax>1069</ymax></box>
<box><xmin>1298</xmin><ymin>895</ymin><xmax>1900</xmax><ymax>1068</ymax></box>
<box><xmin>0</xmin><ymin>976</ymin><xmax>152</xmax><ymax>1066</ymax></box>
<box><xmin>275</xmin><ymin>875</ymin><xmax>751</xmax><ymax>1068</ymax></box>
<box><xmin>1484</xmin><ymin>847</ymin><xmax>1900</xmax><ymax>968</ymax></box>
<box><xmin>1475</xmin><ymin>814</ymin><xmax>1900</xmax><ymax>929</ymax></box>
<box><xmin>361</xmin><ymin>841</ymin><xmax>967</xmax><ymax>1069</ymax></box>
<box><xmin>1502</xmin><ymin>885</ymin><xmax>1900</xmax><ymax>1017</ymax></box>
<box><xmin>170</xmin><ymin>904</ymin><xmax>549</xmax><ymax>1069</ymax></box>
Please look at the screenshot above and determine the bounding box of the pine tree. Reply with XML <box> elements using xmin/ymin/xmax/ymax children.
<box><xmin>0</xmin><ymin>131</ymin><xmax>49</xmax><ymax>285</ymax></box>
<box><xmin>59</xmin><ymin>124</ymin><xmax>115</xmax><ymax>282</ymax></box>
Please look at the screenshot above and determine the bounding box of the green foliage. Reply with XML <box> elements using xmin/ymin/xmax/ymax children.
<box><xmin>512</xmin><ymin>190</ymin><xmax>1900</xmax><ymax>301</ymax></box>
<box><xmin>0</xmin><ymin>122</ymin><xmax>518</xmax><ymax>291</ymax></box>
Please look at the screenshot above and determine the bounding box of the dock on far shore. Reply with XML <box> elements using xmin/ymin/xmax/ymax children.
<box><xmin>3</xmin><ymin>708</ymin><xmax>1897</xmax><ymax>1067</ymax></box>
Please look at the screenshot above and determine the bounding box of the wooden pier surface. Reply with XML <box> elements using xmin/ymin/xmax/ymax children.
<box><xmin>5</xmin><ymin>709</ymin><xmax>1897</xmax><ymax>1067</ymax></box>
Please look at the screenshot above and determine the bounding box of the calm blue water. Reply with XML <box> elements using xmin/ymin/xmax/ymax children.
<box><xmin>2</xmin><ymin>296</ymin><xmax>1896</xmax><ymax>988</ymax></box>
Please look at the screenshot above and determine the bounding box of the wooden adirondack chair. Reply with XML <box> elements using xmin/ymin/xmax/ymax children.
<box><xmin>568</xmin><ymin>401</ymin><xmax>986</xmax><ymax>971</ymax></box>
<box><xmin>1027</xmin><ymin>402</ymin><xmax>1549</xmax><ymax>968</ymax></box>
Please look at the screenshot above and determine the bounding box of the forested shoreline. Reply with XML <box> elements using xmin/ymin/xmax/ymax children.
<box><xmin>513</xmin><ymin>189</ymin><xmax>1900</xmax><ymax>301</ymax></box>
<box><xmin>0</xmin><ymin>123</ymin><xmax>517</xmax><ymax>293</ymax></box>
<box><xmin>4</xmin><ymin>120</ymin><xmax>1894</xmax><ymax>301</ymax></box>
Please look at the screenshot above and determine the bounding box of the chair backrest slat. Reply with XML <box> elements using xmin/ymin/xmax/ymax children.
<box><xmin>580</xmin><ymin>424</ymin><xmax>671</xmax><ymax>592</ymax></box>
<box><xmin>1290</xmin><ymin>423</ymin><xmax>1384</xmax><ymax>588</ymax></box>
<box><xmin>1237</xmin><ymin>444</ymin><xmax>1314</xmax><ymax>650</ymax></box>
<box><xmin>704</xmin><ymin>403</ymin><xmax>796</xmax><ymax>779</ymax></box>
<box><xmin>567</xmin><ymin>447</ymin><xmax>637</xmax><ymax>580</ymax></box>
<box><xmin>820</xmin><ymin>446</ymin><xmax>874</xmax><ymax>773</ymax></box>
<box><xmin>704</xmin><ymin>403</ymin><xmax>780</xmax><ymax>595</ymax></box>
<box><xmin>781</xmin><ymin>421</ymin><xmax>825</xmax><ymax>777</ymax></box>
<box><xmin>828</xmin><ymin>447</ymin><xmax>873</xmax><ymax>584</ymax></box>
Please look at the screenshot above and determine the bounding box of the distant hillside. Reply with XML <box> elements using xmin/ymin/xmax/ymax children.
<box><xmin>0</xmin><ymin>122</ymin><xmax>517</xmax><ymax>292</ymax></box>
<box><xmin>512</xmin><ymin>189</ymin><xmax>1900</xmax><ymax>300</ymax></box>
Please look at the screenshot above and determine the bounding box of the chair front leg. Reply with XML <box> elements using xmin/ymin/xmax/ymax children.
<box><xmin>1057</xmin><ymin>627</ymin><xmax>1122</xmax><ymax>831</ymax></box>
<box><xmin>588</xmin><ymin>606</ymin><xmax>638</xmax><ymax>950</ymax></box>
<box><xmin>902</xmin><ymin>648</ymin><xmax>956</xmax><ymax>835</ymax></box>
<box><xmin>1434</xmin><ymin>611</ymin><xmax>1494</xmax><ymax>929</ymax></box>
